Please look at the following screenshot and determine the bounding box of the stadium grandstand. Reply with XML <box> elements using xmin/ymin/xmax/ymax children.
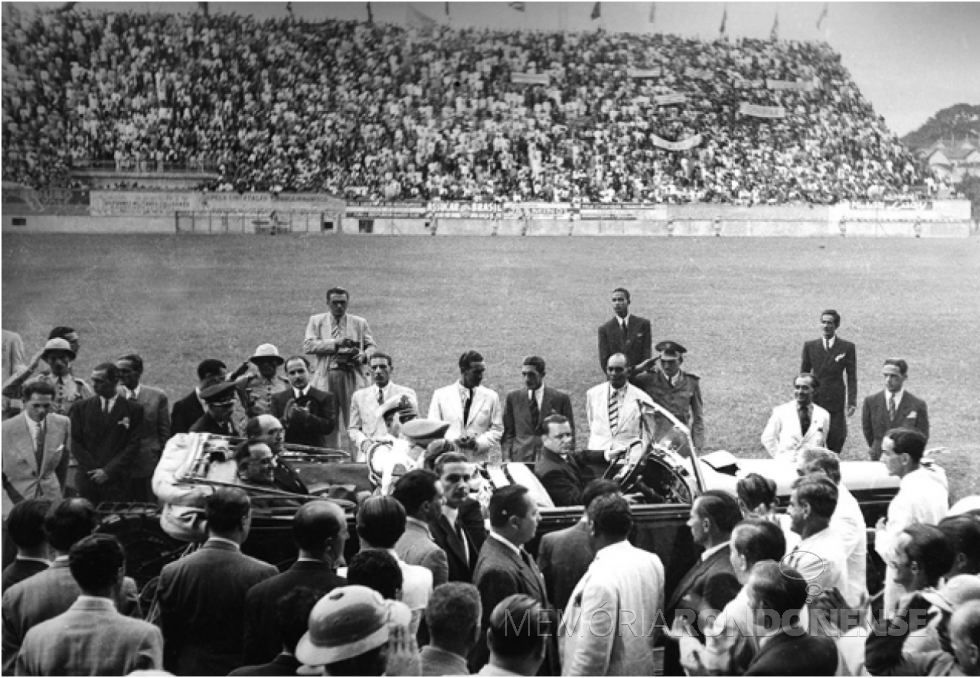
<box><xmin>3</xmin><ymin>6</ymin><xmax>933</xmax><ymax>205</ymax></box>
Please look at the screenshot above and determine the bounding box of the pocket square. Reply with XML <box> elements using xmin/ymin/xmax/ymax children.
<box><xmin>835</xmin><ymin>353</ymin><xmax>846</xmax><ymax>362</ymax></box>
<box><xmin>907</xmin><ymin>411</ymin><xmax>917</xmax><ymax>419</ymax></box>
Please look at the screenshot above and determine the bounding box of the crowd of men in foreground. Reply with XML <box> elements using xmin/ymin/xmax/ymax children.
<box><xmin>2</xmin><ymin>286</ymin><xmax>978</xmax><ymax>676</ymax></box>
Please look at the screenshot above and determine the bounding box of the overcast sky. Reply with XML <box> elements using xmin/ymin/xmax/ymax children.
<box><xmin>14</xmin><ymin>2</ymin><xmax>980</xmax><ymax>136</ymax></box>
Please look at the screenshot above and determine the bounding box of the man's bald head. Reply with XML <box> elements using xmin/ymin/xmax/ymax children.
<box><xmin>246</xmin><ymin>414</ymin><xmax>285</xmax><ymax>452</ymax></box>
<box><xmin>950</xmin><ymin>600</ymin><xmax>980</xmax><ymax>673</ymax></box>
<box><xmin>293</xmin><ymin>500</ymin><xmax>348</xmax><ymax>561</ymax></box>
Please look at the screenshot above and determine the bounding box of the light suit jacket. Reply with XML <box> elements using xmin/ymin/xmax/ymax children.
<box><xmin>348</xmin><ymin>382</ymin><xmax>417</xmax><ymax>453</ymax></box>
<box><xmin>428</xmin><ymin>383</ymin><xmax>503</xmax><ymax>454</ymax></box>
<box><xmin>395</xmin><ymin>518</ymin><xmax>449</xmax><ymax>589</ymax></box>
<box><xmin>16</xmin><ymin>596</ymin><xmax>163</xmax><ymax>676</ymax></box>
<box><xmin>761</xmin><ymin>401</ymin><xmax>830</xmax><ymax>462</ymax></box>
<box><xmin>584</xmin><ymin>382</ymin><xmax>654</xmax><ymax>451</ymax></box>
<box><xmin>304</xmin><ymin>312</ymin><xmax>377</xmax><ymax>391</ymax></box>
<box><xmin>560</xmin><ymin>540</ymin><xmax>665</xmax><ymax>676</ymax></box>
<box><xmin>2</xmin><ymin>412</ymin><xmax>70</xmax><ymax>519</ymax></box>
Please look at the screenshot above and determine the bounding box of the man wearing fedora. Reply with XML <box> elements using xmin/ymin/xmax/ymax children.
<box><xmin>228</xmin><ymin>344</ymin><xmax>290</xmax><ymax>418</ymax></box>
<box><xmin>349</xmin><ymin>352</ymin><xmax>418</xmax><ymax>461</ymax></box>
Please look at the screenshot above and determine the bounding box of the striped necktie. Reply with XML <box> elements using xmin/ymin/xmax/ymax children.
<box><xmin>34</xmin><ymin>421</ymin><xmax>45</xmax><ymax>470</ymax></box>
<box><xmin>608</xmin><ymin>389</ymin><xmax>620</xmax><ymax>433</ymax></box>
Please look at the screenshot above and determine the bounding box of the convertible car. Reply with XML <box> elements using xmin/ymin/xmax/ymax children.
<box><xmin>96</xmin><ymin>402</ymin><xmax>900</xmax><ymax>601</ymax></box>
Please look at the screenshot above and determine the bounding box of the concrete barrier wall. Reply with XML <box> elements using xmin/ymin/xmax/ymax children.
<box><xmin>2</xmin><ymin>214</ymin><xmax>175</xmax><ymax>234</ymax></box>
<box><xmin>341</xmin><ymin>218</ymin><xmax>430</xmax><ymax>235</ymax></box>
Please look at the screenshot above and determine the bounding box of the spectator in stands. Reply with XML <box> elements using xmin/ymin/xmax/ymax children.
<box><xmin>1</xmin><ymin>499</ymin><xmax>52</xmax><ymax>589</ymax></box>
<box><xmin>15</xmin><ymin>534</ymin><xmax>163</xmax><ymax>676</ymax></box>
<box><xmin>420</xmin><ymin>582</ymin><xmax>482</xmax><ymax>676</ymax></box>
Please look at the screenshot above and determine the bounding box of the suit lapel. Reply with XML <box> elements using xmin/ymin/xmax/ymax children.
<box><xmin>15</xmin><ymin>414</ymin><xmax>39</xmax><ymax>472</ymax></box>
<box><xmin>438</xmin><ymin>515</ymin><xmax>468</xmax><ymax>566</ymax></box>
<box><xmin>668</xmin><ymin>550</ymin><xmax>718</xmax><ymax>611</ymax></box>
<box><xmin>540</xmin><ymin>388</ymin><xmax>553</xmax><ymax>419</ymax></box>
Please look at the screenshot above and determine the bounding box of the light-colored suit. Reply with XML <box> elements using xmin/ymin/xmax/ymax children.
<box><xmin>428</xmin><ymin>383</ymin><xmax>503</xmax><ymax>455</ymax></box>
<box><xmin>395</xmin><ymin>518</ymin><xmax>449</xmax><ymax>589</ymax></box>
<box><xmin>349</xmin><ymin>382</ymin><xmax>417</xmax><ymax>457</ymax></box>
<box><xmin>16</xmin><ymin>596</ymin><xmax>163</xmax><ymax>676</ymax></box>
<box><xmin>2</xmin><ymin>412</ymin><xmax>70</xmax><ymax>519</ymax></box>
<box><xmin>761</xmin><ymin>401</ymin><xmax>830</xmax><ymax>462</ymax></box>
<box><xmin>584</xmin><ymin>382</ymin><xmax>654</xmax><ymax>451</ymax></box>
<box><xmin>2</xmin><ymin>330</ymin><xmax>26</xmax><ymax>418</ymax></box>
<box><xmin>560</xmin><ymin>540</ymin><xmax>664</xmax><ymax>676</ymax></box>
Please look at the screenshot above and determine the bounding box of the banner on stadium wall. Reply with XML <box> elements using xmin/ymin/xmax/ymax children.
<box><xmin>511</xmin><ymin>72</ymin><xmax>550</xmax><ymax>85</ymax></box>
<box><xmin>627</xmin><ymin>67</ymin><xmax>662</xmax><ymax>79</ymax></box>
<box><xmin>502</xmin><ymin>201</ymin><xmax>571</xmax><ymax>217</ymax></box>
<box><xmin>579</xmin><ymin>203</ymin><xmax>659</xmax><ymax>220</ymax></box>
<box><xmin>846</xmin><ymin>200</ymin><xmax>933</xmax><ymax>211</ymax></box>
<box><xmin>90</xmin><ymin>190</ymin><xmax>345</xmax><ymax>216</ymax></box>
<box><xmin>430</xmin><ymin>201</ymin><xmax>499</xmax><ymax>218</ymax></box>
<box><xmin>739</xmin><ymin>103</ymin><xmax>787</xmax><ymax>119</ymax></box>
<box><xmin>651</xmin><ymin>134</ymin><xmax>702</xmax><ymax>151</ymax></box>
<box><xmin>655</xmin><ymin>93</ymin><xmax>688</xmax><ymax>106</ymax></box>
<box><xmin>345</xmin><ymin>202</ymin><xmax>428</xmax><ymax>219</ymax></box>
<box><xmin>766</xmin><ymin>78</ymin><xmax>820</xmax><ymax>92</ymax></box>
<box><xmin>91</xmin><ymin>190</ymin><xmax>197</xmax><ymax>216</ymax></box>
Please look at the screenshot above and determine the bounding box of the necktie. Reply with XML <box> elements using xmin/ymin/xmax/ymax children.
<box><xmin>528</xmin><ymin>391</ymin><xmax>540</xmax><ymax>432</ymax></box>
<box><xmin>103</xmin><ymin>398</ymin><xmax>110</xmax><ymax>416</ymax></box>
<box><xmin>34</xmin><ymin>421</ymin><xmax>45</xmax><ymax>470</ymax></box>
<box><xmin>608</xmin><ymin>389</ymin><xmax>620</xmax><ymax>433</ymax></box>
<box><xmin>621</xmin><ymin>320</ymin><xmax>628</xmax><ymax>338</ymax></box>
<box><xmin>462</xmin><ymin>388</ymin><xmax>474</xmax><ymax>426</ymax></box>
<box><xmin>455</xmin><ymin>521</ymin><xmax>469</xmax><ymax>565</ymax></box>
<box><xmin>888</xmin><ymin>394</ymin><xmax>896</xmax><ymax>420</ymax></box>
<box><xmin>331</xmin><ymin>318</ymin><xmax>341</xmax><ymax>340</ymax></box>
<box><xmin>377</xmin><ymin>388</ymin><xmax>385</xmax><ymax>406</ymax></box>
<box><xmin>799</xmin><ymin>406</ymin><xmax>811</xmax><ymax>435</ymax></box>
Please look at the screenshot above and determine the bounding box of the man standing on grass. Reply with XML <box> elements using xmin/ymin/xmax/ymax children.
<box><xmin>428</xmin><ymin>351</ymin><xmax>503</xmax><ymax>461</ymax></box>
<box><xmin>305</xmin><ymin>287</ymin><xmax>377</xmax><ymax>450</ymax></box>
<box><xmin>349</xmin><ymin>352</ymin><xmax>417</xmax><ymax>461</ymax></box>
<box><xmin>761</xmin><ymin>373</ymin><xmax>830</xmax><ymax>462</ymax></box>
<box><xmin>501</xmin><ymin>355</ymin><xmax>574</xmax><ymax>463</ymax></box>
<box><xmin>115</xmin><ymin>354</ymin><xmax>170</xmax><ymax>503</ymax></box>
<box><xmin>801</xmin><ymin>309</ymin><xmax>857</xmax><ymax>454</ymax></box>
<box><xmin>597</xmin><ymin>287</ymin><xmax>651</xmax><ymax>384</ymax></box>
<box><xmin>862</xmin><ymin>358</ymin><xmax>929</xmax><ymax>461</ymax></box>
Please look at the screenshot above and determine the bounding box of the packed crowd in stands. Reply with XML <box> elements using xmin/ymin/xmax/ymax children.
<box><xmin>3</xmin><ymin>7</ymin><xmax>932</xmax><ymax>205</ymax></box>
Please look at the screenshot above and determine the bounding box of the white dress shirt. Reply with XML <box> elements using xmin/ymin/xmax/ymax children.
<box><xmin>875</xmin><ymin>465</ymin><xmax>949</xmax><ymax>563</ymax></box>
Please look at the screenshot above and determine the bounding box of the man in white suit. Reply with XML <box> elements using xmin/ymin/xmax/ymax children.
<box><xmin>560</xmin><ymin>493</ymin><xmax>664</xmax><ymax>676</ymax></box>
<box><xmin>761</xmin><ymin>373</ymin><xmax>830</xmax><ymax>462</ymax></box>
<box><xmin>304</xmin><ymin>286</ymin><xmax>378</xmax><ymax>449</ymax></box>
<box><xmin>3</xmin><ymin>381</ymin><xmax>71</xmax><ymax>520</ymax></box>
<box><xmin>585</xmin><ymin>353</ymin><xmax>654</xmax><ymax>455</ymax></box>
<box><xmin>348</xmin><ymin>352</ymin><xmax>418</xmax><ymax>461</ymax></box>
<box><xmin>428</xmin><ymin>350</ymin><xmax>503</xmax><ymax>459</ymax></box>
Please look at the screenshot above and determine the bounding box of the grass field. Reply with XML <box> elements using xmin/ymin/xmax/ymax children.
<box><xmin>3</xmin><ymin>233</ymin><xmax>978</xmax><ymax>502</ymax></box>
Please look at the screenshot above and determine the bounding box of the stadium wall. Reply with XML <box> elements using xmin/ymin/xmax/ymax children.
<box><xmin>3</xmin><ymin>196</ymin><xmax>972</xmax><ymax>237</ymax></box>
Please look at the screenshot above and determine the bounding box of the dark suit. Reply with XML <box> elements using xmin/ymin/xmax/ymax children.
<box><xmin>1</xmin><ymin>559</ymin><xmax>47</xmax><ymax>589</ymax></box>
<box><xmin>170</xmin><ymin>390</ymin><xmax>204</xmax><ymax>436</ymax></box>
<box><xmin>801</xmin><ymin>337</ymin><xmax>857</xmax><ymax>453</ymax></box>
<box><xmin>537</xmin><ymin>520</ymin><xmax>595</xmax><ymax>612</ymax></box>
<box><xmin>70</xmin><ymin>396</ymin><xmax>144</xmax><ymax>505</ymax></box>
<box><xmin>243</xmin><ymin>560</ymin><xmax>346</xmax><ymax>665</ymax></box>
<box><xmin>229</xmin><ymin>653</ymin><xmax>302</xmax><ymax>676</ymax></box>
<box><xmin>743</xmin><ymin>630</ymin><xmax>838</xmax><ymax>676</ymax></box>
<box><xmin>501</xmin><ymin>386</ymin><xmax>575</xmax><ymax>462</ymax></box>
<box><xmin>120</xmin><ymin>384</ymin><xmax>171</xmax><ymax>501</ymax></box>
<box><xmin>534</xmin><ymin>449</ymin><xmax>594</xmax><ymax>507</ymax></box>
<box><xmin>598</xmin><ymin>315</ymin><xmax>652</xmax><ymax>378</ymax></box>
<box><xmin>156</xmin><ymin>539</ymin><xmax>277</xmax><ymax>676</ymax></box>
<box><xmin>269</xmin><ymin>387</ymin><xmax>336</xmax><ymax>449</ymax></box>
<box><xmin>189</xmin><ymin>411</ymin><xmax>241</xmax><ymax>436</ymax></box>
<box><xmin>471</xmin><ymin>534</ymin><xmax>552</xmax><ymax>674</ymax></box>
<box><xmin>862</xmin><ymin>390</ymin><xmax>929</xmax><ymax>461</ymax></box>
<box><xmin>663</xmin><ymin>545</ymin><xmax>741</xmax><ymax>676</ymax></box>
<box><xmin>429</xmin><ymin>500</ymin><xmax>487</xmax><ymax>584</ymax></box>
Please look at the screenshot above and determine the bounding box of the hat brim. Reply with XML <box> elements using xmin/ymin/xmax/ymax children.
<box><xmin>249</xmin><ymin>355</ymin><xmax>285</xmax><ymax>366</ymax></box>
<box><xmin>42</xmin><ymin>349</ymin><xmax>76</xmax><ymax>361</ymax></box>
<box><xmin>295</xmin><ymin>623</ymin><xmax>389</xmax><ymax>667</ymax></box>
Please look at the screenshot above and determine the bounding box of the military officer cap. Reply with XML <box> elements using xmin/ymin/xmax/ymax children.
<box><xmin>656</xmin><ymin>341</ymin><xmax>688</xmax><ymax>361</ymax></box>
<box><xmin>400</xmin><ymin>419</ymin><xmax>450</xmax><ymax>441</ymax></box>
<box><xmin>200</xmin><ymin>381</ymin><xmax>238</xmax><ymax>405</ymax></box>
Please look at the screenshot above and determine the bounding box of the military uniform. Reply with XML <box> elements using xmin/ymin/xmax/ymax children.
<box><xmin>20</xmin><ymin>372</ymin><xmax>94</xmax><ymax>417</ymax></box>
<box><xmin>236</xmin><ymin>373</ymin><xmax>290</xmax><ymax>417</ymax></box>
<box><xmin>635</xmin><ymin>368</ymin><xmax>705</xmax><ymax>451</ymax></box>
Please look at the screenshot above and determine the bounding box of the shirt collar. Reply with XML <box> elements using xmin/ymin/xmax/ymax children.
<box><xmin>24</xmin><ymin>414</ymin><xmax>41</xmax><ymax>436</ymax></box>
<box><xmin>102</xmin><ymin>394</ymin><xmax>118</xmax><ymax>409</ymax></box>
<box><xmin>127</xmin><ymin>384</ymin><xmax>142</xmax><ymax>399</ymax></box>
<box><xmin>618</xmin><ymin>313</ymin><xmax>631</xmax><ymax>327</ymax></box>
<box><xmin>294</xmin><ymin>386</ymin><xmax>309</xmax><ymax>399</ymax></box>
<box><xmin>206</xmin><ymin>536</ymin><xmax>241</xmax><ymax>551</ymax></box>
<box><xmin>700</xmin><ymin>540</ymin><xmax>730</xmax><ymax>562</ymax></box>
<box><xmin>15</xmin><ymin>555</ymin><xmax>51</xmax><ymax>566</ymax></box>
<box><xmin>442</xmin><ymin>505</ymin><xmax>459</xmax><ymax>525</ymax></box>
<box><xmin>407</xmin><ymin>516</ymin><xmax>434</xmax><ymax>538</ymax></box>
<box><xmin>489</xmin><ymin>530</ymin><xmax>522</xmax><ymax>556</ymax></box>
<box><xmin>458</xmin><ymin>381</ymin><xmax>475</xmax><ymax>398</ymax></box>
<box><xmin>888</xmin><ymin>389</ymin><xmax>905</xmax><ymax>404</ymax></box>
